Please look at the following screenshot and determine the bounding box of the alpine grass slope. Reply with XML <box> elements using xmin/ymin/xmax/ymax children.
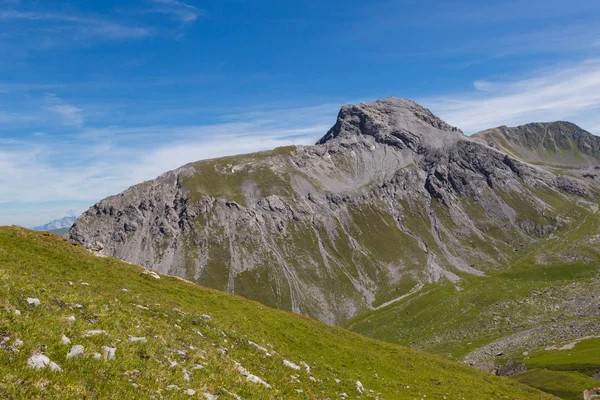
<box><xmin>0</xmin><ymin>227</ymin><xmax>554</xmax><ymax>399</ymax></box>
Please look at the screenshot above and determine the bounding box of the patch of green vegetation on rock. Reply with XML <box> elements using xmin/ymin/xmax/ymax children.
<box><xmin>182</xmin><ymin>147</ymin><xmax>296</xmax><ymax>205</ymax></box>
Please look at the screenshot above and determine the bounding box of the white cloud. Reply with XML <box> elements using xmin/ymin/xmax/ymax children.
<box><xmin>0</xmin><ymin>102</ymin><xmax>338</xmax><ymax>226</ymax></box>
<box><xmin>44</xmin><ymin>94</ymin><xmax>84</xmax><ymax>127</ymax></box>
<box><xmin>427</xmin><ymin>60</ymin><xmax>600</xmax><ymax>134</ymax></box>
<box><xmin>148</xmin><ymin>0</ymin><xmax>204</xmax><ymax>24</ymax></box>
<box><xmin>0</xmin><ymin>10</ymin><xmax>149</xmax><ymax>40</ymax></box>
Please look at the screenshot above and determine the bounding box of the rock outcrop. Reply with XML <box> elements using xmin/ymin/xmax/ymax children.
<box><xmin>70</xmin><ymin>97</ymin><xmax>598</xmax><ymax>325</ymax></box>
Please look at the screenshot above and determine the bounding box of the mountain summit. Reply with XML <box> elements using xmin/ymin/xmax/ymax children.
<box><xmin>70</xmin><ymin>98</ymin><xmax>597</xmax><ymax>327</ymax></box>
<box><xmin>316</xmin><ymin>97</ymin><xmax>462</xmax><ymax>148</ymax></box>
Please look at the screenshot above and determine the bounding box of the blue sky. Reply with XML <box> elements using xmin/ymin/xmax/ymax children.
<box><xmin>1</xmin><ymin>0</ymin><xmax>600</xmax><ymax>226</ymax></box>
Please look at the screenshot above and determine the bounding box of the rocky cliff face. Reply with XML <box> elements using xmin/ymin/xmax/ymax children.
<box><xmin>70</xmin><ymin>97</ymin><xmax>598</xmax><ymax>325</ymax></box>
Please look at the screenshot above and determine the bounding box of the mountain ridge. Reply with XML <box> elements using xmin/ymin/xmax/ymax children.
<box><xmin>69</xmin><ymin>97</ymin><xmax>597</xmax><ymax>322</ymax></box>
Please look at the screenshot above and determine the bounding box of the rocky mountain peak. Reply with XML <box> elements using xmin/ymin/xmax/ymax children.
<box><xmin>473</xmin><ymin>120</ymin><xmax>600</xmax><ymax>166</ymax></box>
<box><xmin>316</xmin><ymin>97</ymin><xmax>463</xmax><ymax>151</ymax></box>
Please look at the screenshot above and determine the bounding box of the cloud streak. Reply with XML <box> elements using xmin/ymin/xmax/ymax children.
<box><xmin>427</xmin><ymin>59</ymin><xmax>600</xmax><ymax>134</ymax></box>
<box><xmin>148</xmin><ymin>0</ymin><xmax>204</xmax><ymax>24</ymax></box>
<box><xmin>0</xmin><ymin>10</ymin><xmax>150</xmax><ymax>40</ymax></box>
<box><xmin>0</xmin><ymin>101</ymin><xmax>337</xmax><ymax>226</ymax></box>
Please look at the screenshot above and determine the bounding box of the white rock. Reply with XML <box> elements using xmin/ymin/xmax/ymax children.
<box><xmin>27</xmin><ymin>354</ymin><xmax>62</xmax><ymax>371</ymax></box>
<box><xmin>247</xmin><ymin>373</ymin><xmax>271</xmax><ymax>388</ymax></box>
<box><xmin>65</xmin><ymin>315</ymin><xmax>76</xmax><ymax>321</ymax></box>
<box><xmin>166</xmin><ymin>385</ymin><xmax>180</xmax><ymax>391</ymax></box>
<box><xmin>191</xmin><ymin>364</ymin><xmax>204</xmax><ymax>370</ymax></box>
<box><xmin>248</xmin><ymin>340</ymin><xmax>271</xmax><ymax>356</ymax></box>
<box><xmin>68</xmin><ymin>281</ymin><xmax>73</xmax><ymax>286</ymax></box>
<box><xmin>309</xmin><ymin>376</ymin><xmax>317</xmax><ymax>382</ymax></box>
<box><xmin>183</xmin><ymin>369</ymin><xmax>191</xmax><ymax>382</ymax></box>
<box><xmin>128</xmin><ymin>336</ymin><xmax>147</xmax><ymax>343</ymax></box>
<box><xmin>356</xmin><ymin>381</ymin><xmax>365</xmax><ymax>393</ymax></box>
<box><xmin>84</xmin><ymin>330</ymin><xmax>106</xmax><ymax>337</ymax></box>
<box><xmin>334</xmin><ymin>378</ymin><xmax>341</xmax><ymax>383</ymax></box>
<box><xmin>133</xmin><ymin>304</ymin><xmax>149</xmax><ymax>310</ymax></box>
<box><xmin>26</xmin><ymin>298</ymin><xmax>41</xmax><ymax>306</ymax></box>
<box><xmin>203</xmin><ymin>393</ymin><xmax>218</xmax><ymax>400</ymax></box>
<box><xmin>141</xmin><ymin>269</ymin><xmax>160</xmax><ymax>279</ymax></box>
<box><xmin>14</xmin><ymin>339</ymin><xmax>23</xmax><ymax>347</ymax></box>
<box><xmin>61</xmin><ymin>335</ymin><xmax>71</xmax><ymax>345</ymax></box>
<box><xmin>67</xmin><ymin>345</ymin><xmax>85</xmax><ymax>359</ymax></box>
<box><xmin>340</xmin><ymin>393</ymin><xmax>348</xmax><ymax>399</ymax></box>
<box><xmin>81</xmin><ymin>282</ymin><xmax>89</xmax><ymax>286</ymax></box>
<box><xmin>300</xmin><ymin>361</ymin><xmax>311</xmax><ymax>374</ymax></box>
<box><xmin>201</xmin><ymin>314</ymin><xmax>211</xmax><ymax>321</ymax></box>
<box><xmin>102</xmin><ymin>346</ymin><xmax>116</xmax><ymax>360</ymax></box>
<box><xmin>74</xmin><ymin>304</ymin><xmax>84</xmax><ymax>309</ymax></box>
<box><xmin>14</xmin><ymin>309</ymin><xmax>21</xmax><ymax>316</ymax></box>
<box><xmin>93</xmin><ymin>353</ymin><xmax>101</xmax><ymax>360</ymax></box>
<box><xmin>121</xmin><ymin>288</ymin><xmax>131</xmax><ymax>292</ymax></box>
<box><xmin>48</xmin><ymin>361</ymin><xmax>62</xmax><ymax>371</ymax></box>
<box><xmin>184</xmin><ymin>389</ymin><xmax>196</xmax><ymax>396</ymax></box>
<box><xmin>283</xmin><ymin>360</ymin><xmax>301</xmax><ymax>370</ymax></box>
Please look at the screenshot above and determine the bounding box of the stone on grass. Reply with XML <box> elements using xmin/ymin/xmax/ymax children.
<box><xmin>340</xmin><ymin>393</ymin><xmax>348</xmax><ymax>399</ymax></box>
<box><xmin>14</xmin><ymin>339</ymin><xmax>23</xmax><ymax>347</ymax></box>
<box><xmin>201</xmin><ymin>314</ymin><xmax>211</xmax><ymax>321</ymax></box>
<box><xmin>141</xmin><ymin>269</ymin><xmax>160</xmax><ymax>279</ymax></box>
<box><xmin>203</xmin><ymin>393</ymin><xmax>218</xmax><ymax>400</ymax></box>
<box><xmin>166</xmin><ymin>385</ymin><xmax>180</xmax><ymax>391</ymax></box>
<box><xmin>356</xmin><ymin>381</ymin><xmax>365</xmax><ymax>393</ymax></box>
<box><xmin>184</xmin><ymin>389</ymin><xmax>196</xmax><ymax>396</ymax></box>
<box><xmin>283</xmin><ymin>360</ymin><xmax>300</xmax><ymax>370</ymax></box>
<box><xmin>128</xmin><ymin>336</ymin><xmax>147</xmax><ymax>343</ymax></box>
<box><xmin>183</xmin><ymin>369</ymin><xmax>191</xmax><ymax>382</ymax></box>
<box><xmin>61</xmin><ymin>335</ymin><xmax>71</xmax><ymax>345</ymax></box>
<box><xmin>191</xmin><ymin>364</ymin><xmax>204</xmax><ymax>370</ymax></box>
<box><xmin>300</xmin><ymin>361</ymin><xmax>310</xmax><ymax>374</ymax></box>
<box><xmin>67</xmin><ymin>345</ymin><xmax>85</xmax><ymax>359</ymax></box>
<box><xmin>93</xmin><ymin>353</ymin><xmax>101</xmax><ymax>360</ymax></box>
<box><xmin>84</xmin><ymin>330</ymin><xmax>107</xmax><ymax>337</ymax></box>
<box><xmin>27</xmin><ymin>354</ymin><xmax>62</xmax><ymax>371</ymax></box>
<box><xmin>65</xmin><ymin>315</ymin><xmax>76</xmax><ymax>321</ymax></box>
<box><xmin>26</xmin><ymin>298</ymin><xmax>41</xmax><ymax>306</ymax></box>
<box><xmin>81</xmin><ymin>282</ymin><xmax>89</xmax><ymax>286</ymax></box>
<box><xmin>14</xmin><ymin>309</ymin><xmax>21</xmax><ymax>316</ymax></box>
<box><xmin>102</xmin><ymin>346</ymin><xmax>116</xmax><ymax>360</ymax></box>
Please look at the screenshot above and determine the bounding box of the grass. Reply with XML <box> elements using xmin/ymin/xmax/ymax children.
<box><xmin>511</xmin><ymin>369</ymin><xmax>599</xmax><ymax>400</ymax></box>
<box><xmin>0</xmin><ymin>227</ymin><xmax>556</xmax><ymax>399</ymax></box>
<box><xmin>521</xmin><ymin>338</ymin><xmax>600</xmax><ymax>375</ymax></box>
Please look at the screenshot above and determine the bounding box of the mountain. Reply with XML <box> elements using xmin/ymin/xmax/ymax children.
<box><xmin>0</xmin><ymin>227</ymin><xmax>554</xmax><ymax>399</ymax></box>
<box><xmin>68</xmin><ymin>98</ymin><xmax>600</xmax><ymax>397</ymax></box>
<box><xmin>473</xmin><ymin>121</ymin><xmax>600</xmax><ymax>167</ymax></box>
<box><xmin>34</xmin><ymin>214</ymin><xmax>77</xmax><ymax>232</ymax></box>
<box><xmin>69</xmin><ymin>98</ymin><xmax>593</xmax><ymax>323</ymax></box>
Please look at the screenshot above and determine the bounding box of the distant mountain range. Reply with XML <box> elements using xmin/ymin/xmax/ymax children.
<box><xmin>33</xmin><ymin>214</ymin><xmax>77</xmax><ymax>232</ymax></box>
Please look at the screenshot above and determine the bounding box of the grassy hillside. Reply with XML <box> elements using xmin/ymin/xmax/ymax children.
<box><xmin>345</xmin><ymin>201</ymin><xmax>600</xmax><ymax>399</ymax></box>
<box><xmin>0</xmin><ymin>227</ymin><xmax>554</xmax><ymax>399</ymax></box>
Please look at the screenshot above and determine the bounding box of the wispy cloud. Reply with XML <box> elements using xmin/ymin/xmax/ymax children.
<box><xmin>148</xmin><ymin>0</ymin><xmax>204</xmax><ymax>24</ymax></box>
<box><xmin>0</xmin><ymin>100</ymin><xmax>338</xmax><ymax>226</ymax></box>
<box><xmin>427</xmin><ymin>59</ymin><xmax>600</xmax><ymax>134</ymax></box>
<box><xmin>43</xmin><ymin>94</ymin><xmax>84</xmax><ymax>127</ymax></box>
<box><xmin>0</xmin><ymin>10</ymin><xmax>150</xmax><ymax>40</ymax></box>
